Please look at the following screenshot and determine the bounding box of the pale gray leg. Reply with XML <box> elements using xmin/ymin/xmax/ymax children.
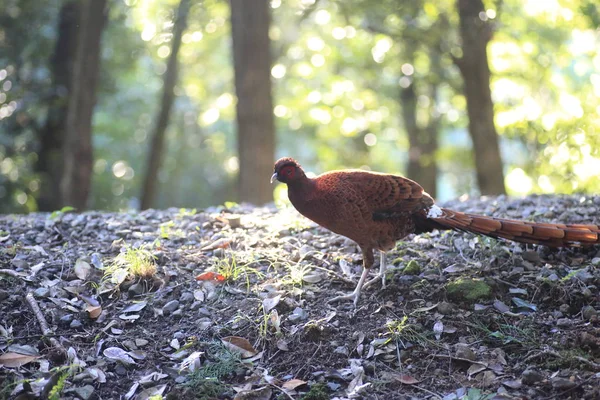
<box><xmin>327</xmin><ymin>267</ymin><xmax>370</xmax><ymax>307</ymax></box>
<box><xmin>364</xmin><ymin>251</ymin><xmax>387</xmax><ymax>289</ymax></box>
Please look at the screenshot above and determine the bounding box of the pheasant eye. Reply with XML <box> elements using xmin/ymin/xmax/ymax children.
<box><xmin>282</xmin><ymin>166</ymin><xmax>294</xmax><ymax>176</ymax></box>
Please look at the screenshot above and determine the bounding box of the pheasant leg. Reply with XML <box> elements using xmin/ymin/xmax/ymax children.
<box><xmin>364</xmin><ymin>251</ymin><xmax>387</xmax><ymax>289</ymax></box>
<box><xmin>328</xmin><ymin>247</ymin><xmax>374</xmax><ymax>306</ymax></box>
<box><xmin>328</xmin><ymin>266</ymin><xmax>370</xmax><ymax>307</ymax></box>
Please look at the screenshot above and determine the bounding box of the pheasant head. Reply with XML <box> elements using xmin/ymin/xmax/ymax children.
<box><xmin>271</xmin><ymin>157</ymin><xmax>306</xmax><ymax>185</ymax></box>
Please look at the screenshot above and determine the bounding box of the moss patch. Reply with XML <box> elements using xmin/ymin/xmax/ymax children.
<box><xmin>446</xmin><ymin>278</ymin><xmax>491</xmax><ymax>302</ymax></box>
<box><xmin>403</xmin><ymin>260</ymin><xmax>421</xmax><ymax>275</ymax></box>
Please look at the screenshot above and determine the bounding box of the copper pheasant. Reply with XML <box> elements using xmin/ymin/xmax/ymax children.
<box><xmin>271</xmin><ymin>157</ymin><xmax>600</xmax><ymax>306</ymax></box>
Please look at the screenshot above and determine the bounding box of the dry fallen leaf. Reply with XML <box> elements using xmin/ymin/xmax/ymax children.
<box><xmin>395</xmin><ymin>374</ymin><xmax>421</xmax><ymax>385</ymax></box>
<box><xmin>201</xmin><ymin>238</ymin><xmax>232</xmax><ymax>251</ymax></box>
<box><xmin>262</xmin><ymin>295</ymin><xmax>281</xmax><ymax>313</ymax></box>
<box><xmin>74</xmin><ymin>258</ymin><xmax>93</xmax><ymax>280</ymax></box>
<box><xmin>87</xmin><ymin>304</ymin><xmax>102</xmax><ymax>319</ymax></box>
<box><xmin>0</xmin><ymin>352</ymin><xmax>39</xmax><ymax>368</ymax></box>
<box><xmin>233</xmin><ymin>386</ymin><xmax>272</xmax><ymax>400</ymax></box>
<box><xmin>195</xmin><ymin>271</ymin><xmax>226</xmax><ymax>282</ymax></box>
<box><xmin>221</xmin><ymin>336</ymin><xmax>258</xmax><ymax>358</ymax></box>
<box><xmin>282</xmin><ymin>379</ymin><xmax>307</xmax><ymax>390</ymax></box>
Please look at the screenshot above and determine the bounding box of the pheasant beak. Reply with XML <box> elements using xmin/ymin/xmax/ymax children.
<box><xmin>270</xmin><ymin>173</ymin><xmax>278</xmax><ymax>184</ymax></box>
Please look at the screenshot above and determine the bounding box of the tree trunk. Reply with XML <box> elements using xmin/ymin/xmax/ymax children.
<box><xmin>230</xmin><ymin>0</ymin><xmax>275</xmax><ymax>205</ymax></box>
<box><xmin>59</xmin><ymin>0</ymin><xmax>108</xmax><ymax>209</ymax></box>
<box><xmin>140</xmin><ymin>0</ymin><xmax>190</xmax><ymax>210</ymax></box>
<box><xmin>455</xmin><ymin>0</ymin><xmax>506</xmax><ymax>195</ymax></box>
<box><xmin>37</xmin><ymin>2</ymin><xmax>80</xmax><ymax>211</ymax></box>
<box><xmin>400</xmin><ymin>49</ymin><xmax>438</xmax><ymax>197</ymax></box>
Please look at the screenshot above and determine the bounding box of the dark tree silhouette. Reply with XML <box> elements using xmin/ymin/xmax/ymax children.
<box><xmin>454</xmin><ymin>0</ymin><xmax>506</xmax><ymax>195</ymax></box>
<box><xmin>230</xmin><ymin>0</ymin><xmax>276</xmax><ymax>205</ymax></box>
<box><xmin>140</xmin><ymin>0</ymin><xmax>191</xmax><ymax>210</ymax></box>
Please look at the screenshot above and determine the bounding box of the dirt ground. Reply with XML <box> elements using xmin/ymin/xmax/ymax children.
<box><xmin>1</xmin><ymin>194</ymin><xmax>600</xmax><ymax>400</ymax></box>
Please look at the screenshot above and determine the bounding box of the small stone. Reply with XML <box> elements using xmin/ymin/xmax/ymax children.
<box><xmin>162</xmin><ymin>300</ymin><xmax>180</xmax><ymax>316</ymax></box>
<box><xmin>299</xmin><ymin>245</ymin><xmax>314</xmax><ymax>257</ymax></box>
<box><xmin>60</xmin><ymin>314</ymin><xmax>74</xmax><ymax>325</ymax></box>
<box><xmin>454</xmin><ymin>344</ymin><xmax>476</xmax><ymax>361</ymax></box>
<box><xmin>591</xmin><ymin>257</ymin><xmax>600</xmax><ymax>266</ymax></box>
<box><xmin>226</xmin><ymin>215</ymin><xmax>241</xmax><ymax>228</ymax></box>
<box><xmin>179</xmin><ymin>292</ymin><xmax>194</xmax><ymax>304</ymax></box>
<box><xmin>556</xmin><ymin>318</ymin><xmax>572</xmax><ymax>327</ymax></box>
<box><xmin>127</xmin><ymin>283</ymin><xmax>144</xmax><ymax>296</ymax></box>
<box><xmin>521</xmin><ymin>368</ymin><xmax>543</xmax><ymax>385</ymax></box>
<box><xmin>437</xmin><ymin>302</ymin><xmax>453</xmax><ymax>315</ymax></box>
<box><xmin>558</xmin><ymin>304</ymin><xmax>570</xmax><ymax>314</ymax></box>
<box><xmin>522</xmin><ymin>251</ymin><xmax>540</xmax><ymax>263</ymax></box>
<box><xmin>122</xmin><ymin>340</ymin><xmax>137</xmax><ymax>350</ymax></box>
<box><xmin>173</xmin><ymin>331</ymin><xmax>185</xmax><ymax>340</ymax></box>
<box><xmin>11</xmin><ymin>259</ymin><xmax>29</xmax><ymax>269</ymax></box>
<box><xmin>582</xmin><ymin>305</ymin><xmax>597</xmax><ymax>321</ymax></box>
<box><xmin>73</xmin><ymin>385</ymin><xmax>95</xmax><ymax>400</ymax></box>
<box><xmin>70</xmin><ymin>319</ymin><xmax>83</xmax><ymax>329</ymax></box>
<box><xmin>547</xmin><ymin>273</ymin><xmax>559</xmax><ymax>282</ymax></box>
<box><xmin>172</xmin><ymin>309</ymin><xmax>183</xmax><ymax>317</ymax></box>
<box><xmin>300</xmin><ymin>231</ymin><xmax>313</xmax><ymax>240</ymax></box>
<box><xmin>198</xmin><ymin>307</ymin><xmax>211</xmax><ymax>317</ymax></box>
<box><xmin>551</xmin><ymin>377</ymin><xmax>576</xmax><ymax>390</ymax></box>
<box><xmin>34</xmin><ymin>287</ymin><xmax>51</xmax><ymax>297</ymax></box>
<box><xmin>333</xmin><ymin>346</ymin><xmax>348</xmax><ymax>355</ymax></box>
<box><xmin>190</xmin><ymin>301</ymin><xmax>202</xmax><ymax>311</ymax></box>
<box><xmin>135</xmin><ymin>339</ymin><xmax>149</xmax><ymax>347</ymax></box>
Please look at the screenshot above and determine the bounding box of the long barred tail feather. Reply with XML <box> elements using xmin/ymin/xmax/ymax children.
<box><xmin>424</xmin><ymin>208</ymin><xmax>600</xmax><ymax>248</ymax></box>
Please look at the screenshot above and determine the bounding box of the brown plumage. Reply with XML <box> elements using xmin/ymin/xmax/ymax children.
<box><xmin>271</xmin><ymin>157</ymin><xmax>600</xmax><ymax>305</ymax></box>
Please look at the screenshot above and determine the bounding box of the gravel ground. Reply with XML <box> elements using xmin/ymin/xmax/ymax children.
<box><xmin>1</xmin><ymin>194</ymin><xmax>600</xmax><ymax>400</ymax></box>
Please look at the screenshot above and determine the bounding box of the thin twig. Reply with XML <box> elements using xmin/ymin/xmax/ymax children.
<box><xmin>411</xmin><ymin>384</ymin><xmax>443</xmax><ymax>399</ymax></box>
<box><xmin>0</xmin><ymin>269</ymin><xmax>26</xmax><ymax>278</ymax></box>
<box><xmin>25</xmin><ymin>292</ymin><xmax>66</xmax><ymax>356</ymax></box>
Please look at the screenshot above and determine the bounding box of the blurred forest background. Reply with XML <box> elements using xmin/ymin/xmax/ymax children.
<box><xmin>0</xmin><ymin>0</ymin><xmax>599</xmax><ymax>213</ymax></box>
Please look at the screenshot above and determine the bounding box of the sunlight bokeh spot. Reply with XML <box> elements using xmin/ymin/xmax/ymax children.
<box><xmin>216</xmin><ymin>93</ymin><xmax>233</xmax><ymax>108</ymax></box>
<box><xmin>274</xmin><ymin>105</ymin><xmax>288</xmax><ymax>117</ymax></box>
<box><xmin>141</xmin><ymin>24</ymin><xmax>155</xmax><ymax>41</ymax></box>
<box><xmin>506</xmin><ymin>168</ymin><xmax>533</xmax><ymax>194</ymax></box>
<box><xmin>271</xmin><ymin>64</ymin><xmax>286</xmax><ymax>79</ymax></box>
<box><xmin>341</xmin><ymin>117</ymin><xmax>358</xmax><ymax>136</ymax></box>
<box><xmin>307</xmin><ymin>37</ymin><xmax>325</xmax><ymax>51</ymax></box>
<box><xmin>311</xmin><ymin>54</ymin><xmax>325</xmax><ymax>67</ymax></box>
<box><xmin>559</xmin><ymin>93</ymin><xmax>583</xmax><ymax>118</ymax></box>
<box><xmin>225</xmin><ymin>156</ymin><xmax>239</xmax><ymax>173</ymax></box>
<box><xmin>201</xmin><ymin>108</ymin><xmax>220</xmax><ymax>125</ymax></box>
<box><xmin>332</xmin><ymin>27</ymin><xmax>346</xmax><ymax>40</ymax></box>
<box><xmin>296</xmin><ymin>63</ymin><xmax>313</xmax><ymax>77</ymax></box>
<box><xmin>307</xmin><ymin>91</ymin><xmax>321</xmax><ymax>104</ymax></box>
<box><xmin>352</xmin><ymin>99</ymin><xmax>364</xmax><ymax>111</ymax></box>
<box><xmin>112</xmin><ymin>161</ymin><xmax>128</xmax><ymax>179</ymax></box>
<box><xmin>157</xmin><ymin>45</ymin><xmax>170</xmax><ymax>58</ymax></box>
<box><xmin>315</xmin><ymin>10</ymin><xmax>330</xmax><ymax>25</ymax></box>
<box><xmin>401</xmin><ymin>63</ymin><xmax>414</xmax><ymax>76</ymax></box>
<box><xmin>309</xmin><ymin>108</ymin><xmax>331</xmax><ymax>124</ymax></box>
<box><xmin>270</xmin><ymin>0</ymin><xmax>281</xmax><ymax>9</ymax></box>
<box><xmin>364</xmin><ymin>133</ymin><xmax>377</xmax><ymax>146</ymax></box>
<box><xmin>94</xmin><ymin>159</ymin><xmax>107</xmax><ymax>174</ymax></box>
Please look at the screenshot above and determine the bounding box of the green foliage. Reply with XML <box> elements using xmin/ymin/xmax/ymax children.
<box><xmin>1</xmin><ymin>0</ymin><xmax>599</xmax><ymax>212</ymax></box>
<box><xmin>300</xmin><ymin>383</ymin><xmax>330</xmax><ymax>400</ymax></box>
<box><xmin>49</xmin><ymin>206</ymin><xmax>76</xmax><ymax>219</ymax></box>
<box><xmin>103</xmin><ymin>243</ymin><xmax>157</xmax><ymax>284</ymax></box>
<box><xmin>48</xmin><ymin>371</ymin><xmax>69</xmax><ymax>400</ymax></box>
<box><xmin>183</xmin><ymin>342</ymin><xmax>240</xmax><ymax>399</ymax></box>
